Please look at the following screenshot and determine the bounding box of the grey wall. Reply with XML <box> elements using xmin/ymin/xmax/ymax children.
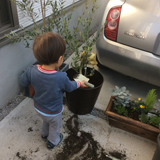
<box><xmin>0</xmin><ymin>0</ymin><xmax>108</xmax><ymax>109</ymax></box>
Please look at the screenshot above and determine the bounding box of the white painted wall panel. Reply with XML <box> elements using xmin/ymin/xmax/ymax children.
<box><xmin>17</xmin><ymin>0</ymin><xmax>80</xmax><ymax>28</ymax></box>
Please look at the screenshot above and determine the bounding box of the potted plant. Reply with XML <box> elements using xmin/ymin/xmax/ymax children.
<box><xmin>105</xmin><ymin>86</ymin><xmax>160</xmax><ymax>142</ymax></box>
<box><xmin>57</xmin><ymin>0</ymin><xmax>104</xmax><ymax>115</ymax></box>
<box><xmin>6</xmin><ymin>0</ymin><xmax>104</xmax><ymax>108</ymax></box>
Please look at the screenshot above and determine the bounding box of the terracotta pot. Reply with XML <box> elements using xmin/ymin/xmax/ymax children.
<box><xmin>66</xmin><ymin>68</ymin><xmax>103</xmax><ymax>115</ymax></box>
<box><xmin>105</xmin><ymin>96</ymin><xmax>160</xmax><ymax>142</ymax></box>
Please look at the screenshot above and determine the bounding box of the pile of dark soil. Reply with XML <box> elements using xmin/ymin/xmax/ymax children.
<box><xmin>56</xmin><ymin>115</ymin><xmax>126</xmax><ymax>160</ymax></box>
<box><xmin>56</xmin><ymin>114</ymin><xmax>109</xmax><ymax>160</ymax></box>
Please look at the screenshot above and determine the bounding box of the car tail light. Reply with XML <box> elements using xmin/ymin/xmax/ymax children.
<box><xmin>104</xmin><ymin>6</ymin><xmax>122</xmax><ymax>41</ymax></box>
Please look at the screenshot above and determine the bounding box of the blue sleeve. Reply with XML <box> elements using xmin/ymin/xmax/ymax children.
<box><xmin>62</xmin><ymin>72</ymin><xmax>80</xmax><ymax>92</ymax></box>
<box><xmin>19</xmin><ymin>66</ymin><xmax>32</xmax><ymax>87</ymax></box>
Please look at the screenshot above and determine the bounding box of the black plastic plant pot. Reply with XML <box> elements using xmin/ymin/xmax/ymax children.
<box><xmin>66</xmin><ymin>68</ymin><xmax>104</xmax><ymax>115</ymax></box>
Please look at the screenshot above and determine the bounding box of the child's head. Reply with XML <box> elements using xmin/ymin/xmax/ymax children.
<box><xmin>33</xmin><ymin>32</ymin><xmax>66</xmax><ymax>65</ymax></box>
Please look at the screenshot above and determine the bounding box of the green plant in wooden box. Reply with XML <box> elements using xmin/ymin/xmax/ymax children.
<box><xmin>144</xmin><ymin>89</ymin><xmax>157</xmax><ymax>113</ymax></box>
<box><xmin>149</xmin><ymin>116</ymin><xmax>160</xmax><ymax>128</ymax></box>
<box><xmin>130</xmin><ymin>98</ymin><xmax>146</xmax><ymax>114</ymax></box>
<box><xmin>110</xmin><ymin>86</ymin><xmax>160</xmax><ymax>129</ymax></box>
<box><xmin>110</xmin><ymin>86</ymin><xmax>132</xmax><ymax>107</ymax></box>
<box><xmin>114</xmin><ymin>105</ymin><xmax>128</xmax><ymax>117</ymax></box>
<box><xmin>139</xmin><ymin>113</ymin><xmax>149</xmax><ymax>124</ymax></box>
<box><xmin>110</xmin><ymin>86</ymin><xmax>132</xmax><ymax>117</ymax></box>
<box><xmin>106</xmin><ymin>87</ymin><xmax>160</xmax><ymax>141</ymax></box>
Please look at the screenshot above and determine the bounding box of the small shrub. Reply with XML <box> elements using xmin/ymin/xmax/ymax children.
<box><xmin>130</xmin><ymin>98</ymin><xmax>146</xmax><ymax>114</ymax></box>
<box><xmin>149</xmin><ymin>115</ymin><xmax>160</xmax><ymax>128</ymax></box>
<box><xmin>139</xmin><ymin>113</ymin><xmax>149</xmax><ymax>124</ymax></box>
<box><xmin>144</xmin><ymin>89</ymin><xmax>157</xmax><ymax>113</ymax></box>
<box><xmin>115</xmin><ymin>106</ymin><xmax>128</xmax><ymax>117</ymax></box>
<box><xmin>111</xmin><ymin>87</ymin><xmax>160</xmax><ymax>128</ymax></box>
<box><xmin>111</xmin><ymin>86</ymin><xmax>132</xmax><ymax>107</ymax></box>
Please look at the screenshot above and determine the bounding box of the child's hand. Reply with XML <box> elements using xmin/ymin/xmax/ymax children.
<box><xmin>80</xmin><ymin>81</ymin><xmax>88</xmax><ymax>88</ymax></box>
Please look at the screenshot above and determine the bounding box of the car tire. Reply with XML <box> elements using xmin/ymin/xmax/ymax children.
<box><xmin>96</xmin><ymin>56</ymin><xmax>106</xmax><ymax>69</ymax></box>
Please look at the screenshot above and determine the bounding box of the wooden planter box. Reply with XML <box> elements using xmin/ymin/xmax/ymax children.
<box><xmin>105</xmin><ymin>96</ymin><xmax>160</xmax><ymax>142</ymax></box>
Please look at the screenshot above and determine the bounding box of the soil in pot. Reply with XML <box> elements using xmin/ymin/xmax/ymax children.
<box><xmin>66</xmin><ymin>68</ymin><xmax>103</xmax><ymax>115</ymax></box>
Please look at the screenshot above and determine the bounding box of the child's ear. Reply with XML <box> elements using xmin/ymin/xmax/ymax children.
<box><xmin>57</xmin><ymin>56</ymin><xmax>63</xmax><ymax>64</ymax></box>
<box><xmin>58</xmin><ymin>56</ymin><xmax>63</xmax><ymax>62</ymax></box>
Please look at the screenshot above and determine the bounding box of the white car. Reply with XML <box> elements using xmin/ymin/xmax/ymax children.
<box><xmin>96</xmin><ymin>0</ymin><xmax>160</xmax><ymax>87</ymax></box>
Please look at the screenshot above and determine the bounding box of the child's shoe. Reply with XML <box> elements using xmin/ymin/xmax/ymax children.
<box><xmin>41</xmin><ymin>135</ymin><xmax>48</xmax><ymax>141</ymax></box>
<box><xmin>47</xmin><ymin>133</ymin><xmax>63</xmax><ymax>150</ymax></box>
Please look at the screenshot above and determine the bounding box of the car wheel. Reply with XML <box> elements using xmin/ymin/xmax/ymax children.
<box><xmin>96</xmin><ymin>56</ymin><xmax>106</xmax><ymax>69</ymax></box>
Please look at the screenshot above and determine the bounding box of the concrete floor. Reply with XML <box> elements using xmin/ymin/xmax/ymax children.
<box><xmin>0</xmin><ymin>44</ymin><xmax>160</xmax><ymax>159</ymax></box>
<box><xmin>0</xmin><ymin>98</ymin><xmax>157</xmax><ymax>160</ymax></box>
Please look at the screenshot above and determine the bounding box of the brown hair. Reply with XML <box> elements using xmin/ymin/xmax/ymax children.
<box><xmin>33</xmin><ymin>32</ymin><xmax>66</xmax><ymax>65</ymax></box>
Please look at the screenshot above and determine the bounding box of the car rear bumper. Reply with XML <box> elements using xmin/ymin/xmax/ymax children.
<box><xmin>96</xmin><ymin>35</ymin><xmax>160</xmax><ymax>86</ymax></box>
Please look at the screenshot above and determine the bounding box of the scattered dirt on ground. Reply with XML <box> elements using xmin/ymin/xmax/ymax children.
<box><xmin>2</xmin><ymin>95</ymin><xmax>126</xmax><ymax>160</ymax></box>
<box><xmin>28</xmin><ymin>127</ymin><xmax>33</xmax><ymax>132</ymax></box>
<box><xmin>55</xmin><ymin>114</ymin><xmax>126</xmax><ymax>160</ymax></box>
<box><xmin>16</xmin><ymin>152</ymin><xmax>27</xmax><ymax>160</ymax></box>
<box><xmin>109</xmin><ymin>150</ymin><xmax>126</xmax><ymax>160</ymax></box>
<box><xmin>34</xmin><ymin>147</ymin><xmax>40</xmax><ymax>153</ymax></box>
<box><xmin>14</xmin><ymin>113</ymin><xmax>126</xmax><ymax>160</ymax></box>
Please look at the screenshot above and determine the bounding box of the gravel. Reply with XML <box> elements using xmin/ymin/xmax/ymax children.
<box><xmin>0</xmin><ymin>92</ymin><xmax>25</xmax><ymax>122</ymax></box>
<box><xmin>90</xmin><ymin>108</ymin><xmax>108</xmax><ymax>121</ymax></box>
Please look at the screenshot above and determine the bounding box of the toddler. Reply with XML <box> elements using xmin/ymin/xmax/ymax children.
<box><xmin>20</xmin><ymin>32</ymin><xmax>86</xmax><ymax>149</ymax></box>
